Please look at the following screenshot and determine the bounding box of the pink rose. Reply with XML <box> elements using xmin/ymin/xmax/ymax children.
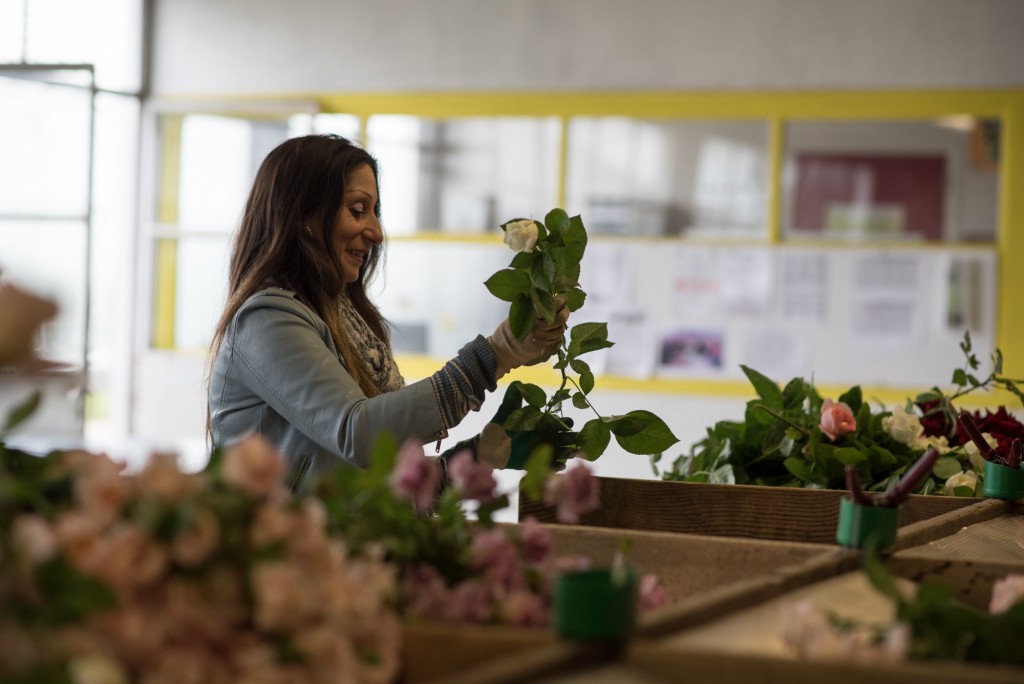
<box><xmin>500</xmin><ymin>590</ymin><xmax>550</xmax><ymax>628</ymax></box>
<box><xmin>820</xmin><ymin>398</ymin><xmax>857</xmax><ymax>441</ymax></box>
<box><xmin>389</xmin><ymin>440</ymin><xmax>441</xmax><ymax>512</ymax></box>
<box><xmin>637</xmin><ymin>573</ymin><xmax>672</xmax><ymax>611</ymax></box>
<box><xmin>222</xmin><ymin>435</ymin><xmax>285</xmax><ymax>499</ymax></box>
<box><xmin>472</xmin><ymin>529</ymin><xmax>526</xmax><ymax>594</ymax></box>
<box><xmin>447</xmin><ymin>450</ymin><xmax>498</xmax><ymax>503</ymax></box>
<box><xmin>401</xmin><ymin>564</ymin><xmax>449</xmax><ymax>620</ymax></box>
<box><xmin>518</xmin><ymin>516</ymin><xmax>553</xmax><ymax>564</ymax></box>
<box><xmin>543</xmin><ymin>461</ymin><xmax>600</xmax><ymax>524</ymax></box>
<box><xmin>445</xmin><ymin>579</ymin><xmax>493</xmax><ymax>623</ymax></box>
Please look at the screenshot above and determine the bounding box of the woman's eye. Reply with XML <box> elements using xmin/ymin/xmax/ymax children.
<box><xmin>348</xmin><ymin>203</ymin><xmax>366</xmax><ymax>218</ymax></box>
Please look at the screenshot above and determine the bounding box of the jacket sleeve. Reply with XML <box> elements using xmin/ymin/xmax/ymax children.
<box><xmin>228</xmin><ymin>298</ymin><xmax>448</xmax><ymax>468</ymax></box>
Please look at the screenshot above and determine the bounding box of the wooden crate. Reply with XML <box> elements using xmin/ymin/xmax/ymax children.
<box><xmin>400</xmin><ymin>521</ymin><xmax>841</xmax><ymax>683</ymax></box>
<box><xmin>615</xmin><ymin>545</ymin><xmax>1024</xmax><ymax>684</ymax></box>
<box><xmin>520</xmin><ymin>476</ymin><xmax>988</xmax><ymax>545</ymax></box>
<box><xmin>419</xmin><ymin>501</ymin><xmax>1022</xmax><ymax>684</ymax></box>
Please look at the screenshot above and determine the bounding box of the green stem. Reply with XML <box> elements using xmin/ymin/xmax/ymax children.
<box><xmin>753</xmin><ymin>404</ymin><xmax>810</xmax><ymax>437</ymax></box>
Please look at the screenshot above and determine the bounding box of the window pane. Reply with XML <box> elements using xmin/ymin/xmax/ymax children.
<box><xmin>366</xmin><ymin>116</ymin><xmax>561</xmax><ymax>235</ymax></box>
<box><xmin>24</xmin><ymin>0</ymin><xmax>143</xmax><ymax>92</ymax></box>
<box><xmin>88</xmin><ymin>93</ymin><xmax>139</xmax><ymax>431</ymax></box>
<box><xmin>172</xmin><ymin>236</ymin><xmax>231</xmax><ymax>350</ymax></box>
<box><xmin>567</xmin><ymin>118</ymin><xmax>769</xmax><ymax>238</ymax></box>
<box><xmin>175</xmin><ymin>115</ymin><xmax>290</xmax><ymax>232</ymax></box>
<box><xmin>0</xmin><ymin>0</ymin><xmax>25</xmax><ymax>61</ymax></box>
<box><xmin>0</xmin><ymin>219</ymin><xmax>87</xmax><ymax>364</ymax></box>
<box><xmin>0</xmin><ymin>75</ymin><xmax>91</xmax><ymax>216</ymax></box>
<box><xmin>782</xmin><ymin>119</ymin><xmax>999</xmax><ymax>243</ymax></box>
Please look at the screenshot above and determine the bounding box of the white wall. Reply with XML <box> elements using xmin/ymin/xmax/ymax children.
<box><xmin>140</xmin><ymin>0</ymin><xmax>1024</xmax><ymax>484</ymax></box>
<box><xmin>152</xmin><ymin>0</ymin><xmax>1024</xmax><ymax>94</ymax></box>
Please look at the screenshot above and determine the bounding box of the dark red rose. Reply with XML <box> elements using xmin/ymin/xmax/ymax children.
<box><xmin>962</xmin><ymin>406</ymin><xmax>1024</xmax><ymax>457</ymax></box>
<box><xmin>917</xmin><ymin>399</ymin><xmax>959</xmax><ymax>441</ymax></box>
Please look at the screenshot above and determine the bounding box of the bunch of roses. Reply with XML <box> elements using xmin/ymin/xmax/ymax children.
<box><xmin>387</xmin><ymin>442</ymin><xmax>671</xmax><ymax>627</ymax></box>
<box><xmin>881</xmin><ymin>399</ymin><xmax>1024</xmax><ymax>497</ymax></box>
<box><xmin>0</xmin><ymin>436</ymin><xmax>400</xmax><ymax>684</ymax></box>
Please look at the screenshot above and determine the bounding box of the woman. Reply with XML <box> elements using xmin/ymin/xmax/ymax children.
<box><xmin>207</xmin><ymin>134</ymin><xmax>569</xmax><ymax>494</ymax></box>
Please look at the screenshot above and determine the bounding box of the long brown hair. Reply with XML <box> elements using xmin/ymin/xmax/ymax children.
<box><xmin>207</xmin><ymin>134</ymin><xmax>389</xmax><ymax>430</ymax></box>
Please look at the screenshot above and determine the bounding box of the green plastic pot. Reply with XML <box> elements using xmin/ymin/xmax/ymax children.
<box><xmin>835</xmin><ymin>497</ymin><xmax>900</xmax><ymax>549</ymax></box>
<box><xmin>554</xmin><ymin>567</ymin><xmax>637</xmax><ymax>641</ymax></box>
<box><xmin>983</xmin><ymin>460</ymin><xmax>1024</xmax><ymax>500</ymax></box>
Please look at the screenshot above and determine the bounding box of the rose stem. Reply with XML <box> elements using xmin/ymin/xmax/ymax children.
<box><xmin>1009</xmin><ymin>438</ymin><xmax>1023</xmax><ymax>469</ymax></box>
<box><xmin>844</xmin><ymin>464</ymin><xmax>873</xmax><ymax>506</ymax></box>
<box><xmin>958</xmin><ymin>411</ymin><xmax>996</xmax><ymax>462</ymax></box>
<box><xmin>882</xmin><ymin>447</ymin><xmax>939</xmax><ymax>507</ymax></box>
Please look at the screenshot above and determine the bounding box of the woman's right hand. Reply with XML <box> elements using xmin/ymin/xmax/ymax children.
<box><xmin>487</xmin><ymin>298</ymin><xmax>569</xmax><ymax>380</ymax></box>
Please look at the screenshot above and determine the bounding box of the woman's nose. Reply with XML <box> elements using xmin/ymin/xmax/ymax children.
<box><xmin>367</xmin><ymin>215</ymin><xmax>383</xmax><ymax>243</ymax></box>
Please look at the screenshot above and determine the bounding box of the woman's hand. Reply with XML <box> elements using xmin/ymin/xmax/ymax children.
<box><xmin>487</xmin><ymin>297</ymin><xmax>569</xmax><ymax>380</ymax></box>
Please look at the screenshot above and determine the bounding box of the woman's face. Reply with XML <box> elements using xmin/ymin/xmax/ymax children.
<box><xmin>332</xmin><ymin>164</ymin><xmax>383</xmax><ymax>284</ymax></box>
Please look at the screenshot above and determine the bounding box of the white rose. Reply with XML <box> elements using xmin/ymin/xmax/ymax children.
<box><xmin>882</xmin><ymin>406</ymin><xmax>924</xmax><ymax>446</ymax></box>
<box><xmin>502</xmin><ymin>219</ymin><xmax>539</xmax><ymax>253</ymax></box>
<box><xmin>963</xmin><ymin>432</ymin><xmax>998</xmax><ymax>470</ymax></box>
<box><xmin>943</xmin><ymin>469</ymin><xmax>978</xmax><ymax>496</ymax></box>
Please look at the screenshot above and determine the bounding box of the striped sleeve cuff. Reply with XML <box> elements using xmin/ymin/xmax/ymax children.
<box><xmin>429</xmin><ymin>335</ymin><xmax>498</xmax><ymax>431</ymax></box>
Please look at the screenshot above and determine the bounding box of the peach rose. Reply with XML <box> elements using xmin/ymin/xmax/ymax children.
<box><xmin>222</xmin><ymin>435</ymin><xmax>285</xmax><ymax>499</ymax></box>
<box><xmin>11</xmin><ymin>514</ymin><xmax>58</xmax><ymax>565</ymax></box>
<box><xmin>820</xmin><ymin>399</ymin><xmax>857</xmax><ymax>441</ymax></box>
<box><xmin>171</xmin><ymin>508</ymin><xmax>220</xmax><ymax>568</ymax></box>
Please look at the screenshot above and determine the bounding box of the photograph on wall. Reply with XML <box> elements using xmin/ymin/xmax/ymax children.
<box><xmin>657</xmin><ymin>328</ymin><xmax>724</xmax><ymax>375</ymax></box>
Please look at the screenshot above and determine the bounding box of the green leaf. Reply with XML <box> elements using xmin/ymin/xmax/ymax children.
<box><xmin>952</xmin><ymin>485</ymin><xmax>975</xmax><ymax>497</ymax></box>
<box><xmin>563</xmin><ymin>214</ymin><xmax>588</xmax><ymax>259</ymax></box>
<box><xmin>932</xmin><ymin>456</ymin><xmax>962</xmax><ymax>480</ymax></box>
<box><xmin>504</xmin><ymin>405</ymin><xmax>543</xmax><ymax>431</ymax></box>
<box><xmin>484</xmin><ymin>268</ymin><xmax>530</xmax><ymax>302</ymax></box>
<box><xmin>572</xmin><ymin>392</ymin><xmax>590</xmax><ymax>409</ymax></box>
<box><xmin>833</xmin><ymin>448</ymin><xmax>867</xmax><ymax>466</ymax></box>
<box><xmin>951</xmin><ymin>368</ymin><xmax>968</xmax><ymax>386</ymax></box>
<box><xmin>781</xmin><ymin>378</ymin><xmax>807</xmax><ymax>409</ymax></box>
<box><xmin>568</xmin><ymin>322</ymin><xmax>614</xmax><ymax>357</ymax></box>
<box><xmin>529</xmin><ymin>288</ymin><xmax>557</xmax><ymax>324</ymax></box>
<box><xmin>520</xmin><ymin>446</ymin><xmax>555</xmax><ymax>499</ymax></box>
<box><xmin>740</xmin><ymin>365</ymin><xmax>783</xmax><ymax>407</ymax></box>
<box><xmin>862</xmin><ymin>547</ymin><xmax>904</xmax><ymax>602</ymax></box>
<box><xmin>783</xmin><ymin>457</ymin><xmax>813</xmax><ymax>481</ymax></box>
<box><xmin>531</xmin><ymin>254</ymin><xmax>556</xmax><ymax>291</ymax></box>
<box><xmin>837</xmin><ymin>385</ymin><xmax>862</xmax><ymax>414</ymax></box>
<box><xmin>515</xmin><ymin>382</ymin><xmax>548</xmax><ymax>408</ymax></box>
<box><xmin>577</xmin><ymin>418</ymin><xmax>611</xmax><ymax>460</ymax></box>
<box><xmin>544</xmin><ymin>208</ymin><xmax>569</xmax><ymax>234</ymax></box>
<box><xmin>509</xmin><ymin>293</ymin><xmax>533</xmax><ymax>341</ymax></box>
<box><xmin>3</xmin><ymin>391</ymin><xmax>41</xmax><ymax>434</ymax></box>
<box><xmin>510</xmin><ymin>252</ymin><xmax>534</xmax><ymax>269</ymax></box>
<box><xmin>563</xmin><ymin>287</ymin><xmax>586</xmax><ymax>312</ymax></box>
<box><xmin>611</xmin><ymin>410</ymin><xmax>679</xmax><ymax>455</ymax></box>
<box><xmin>570</xmin><ymin>358</ymin><xmax>594</xmax><ymax>394</ymax></box>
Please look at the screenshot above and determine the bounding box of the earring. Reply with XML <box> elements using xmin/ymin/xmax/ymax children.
<box><xmin>305</xmin><ymin>225</ymin><xmax>313</xmax><ymax>236</ymax></box>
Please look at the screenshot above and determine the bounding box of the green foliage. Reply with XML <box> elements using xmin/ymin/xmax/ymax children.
<box><xmin>660</xmin><ymin>363</ymin><xmax>941</xmax><ymax>493</ymax></box>
<box><xmin>659</xmin><ymin>333</ymin><xmax>1023</xmax><ymax>496</ymax></box>
<box><xmin>489</xmin><ymin>210</ymin><xmax>679</xmax><ymax>469</ymax></box>
<box><xmin>863</xmin><ymin>550</ymin><xmax>1024</xmax><ymax>665</ymax></box>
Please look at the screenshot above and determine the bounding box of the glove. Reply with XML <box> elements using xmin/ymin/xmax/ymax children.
<box><xmin>487</xmin><ymin>297</ymin><xmax>569</xmax><ymax>381</ymax></box>
<box><xmin>475</xmin><ymin>384</ymin><xmax>578</xmax><ymax>470</ymax></box>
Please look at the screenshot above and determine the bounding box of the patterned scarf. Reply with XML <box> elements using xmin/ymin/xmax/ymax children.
<box><xmin>338</xmin><ymin>296</ymin><xmax>405</xmax><ymax>394</ymax></box>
